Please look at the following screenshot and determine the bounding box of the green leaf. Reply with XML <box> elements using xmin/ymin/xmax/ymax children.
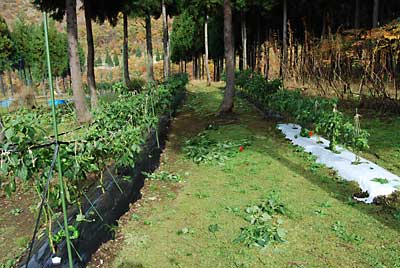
<box><xmin>4</xmin><ymin>128</ymin><xmax>14</xmax><ymax>140</ymax></box>
<box><xmin>17</xmin><ymin>165</ymin><xmax>28</xmax><ymax>181</ymax></box>
<box><xmin>276</xmin><ymin>227</ymin><xmax>287</xmax><ymax>239</ymax></box>
<box><xmin>208</xmin><ymin>224</ymin><xmax>221</xmax><ymax>234</ymax></box>
<box><xmin>76</xmin><ymin>214</ymin><xmax>86</xmax><ymax>222</ymax></box>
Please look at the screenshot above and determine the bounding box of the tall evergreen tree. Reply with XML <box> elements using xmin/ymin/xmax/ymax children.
<box><xmin>66</xmin><ymin>0</ymin><xmax>92</xmax><ymax>122</ymax></box>
<box><xmin>83</xmin><ymin>0</ymin><xmax>98</xmax><ymax>108</ymax></box>
<box><xmin>125</xmin><ymin>0</ymin><xmax>160</xmax><ymax>81</ymax></box>
<box><xmin>33</xmin><ymin>0</ymin><xmax>92</xmax><ymax>123</ymax></box>
<box><xmin>0</xmin><ymin>16</ymin><xmax>15</xmax><ymax>96</ymax></box>
<box><xmin>219</xmin><ymin>0</ymin><xmax>235</xmax><ymax>114</ymax></box>
<box><xmin>122</xmin><ymin>11</ymin><xmax>130</xmax><ymax>84</ymax></box>
<box><xmin>162</xmin><ymin>0</ymin><xmax>170</xmax><ymax>79</ymax></box>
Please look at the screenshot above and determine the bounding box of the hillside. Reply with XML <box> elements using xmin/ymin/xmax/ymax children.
<box><xmin>0</xmin><ymin>0</ymin><xmax>164</xmax><ymax>58</ymax></box>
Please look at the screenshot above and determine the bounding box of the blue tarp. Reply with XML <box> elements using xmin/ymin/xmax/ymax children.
<box><xmin>48</xmin><ymin>99</ymin><xmax>67</xmax><ymax>107</ymax></box>
<box><xmin>0</xmin><ymin>99</ymin><xmax>14</xmax><ymax>108</ymax></box>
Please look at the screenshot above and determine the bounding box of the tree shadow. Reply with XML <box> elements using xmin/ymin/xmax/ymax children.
<box><xmin>252</xmin><ymin>117</ymin><xmax>400</xmax><ymax>233</ymax></box>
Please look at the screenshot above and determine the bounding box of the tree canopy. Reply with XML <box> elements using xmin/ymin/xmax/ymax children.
<box><xmin>0</xmin><ymin>16</ymin><xmax>15</xmax><ymax>73</ymax></box>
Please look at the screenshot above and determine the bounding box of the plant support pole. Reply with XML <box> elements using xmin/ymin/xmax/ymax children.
<box><xmin>43</xmin><ymin>12</ymin><xmax>74</xmax><ymax>268</ymax></box>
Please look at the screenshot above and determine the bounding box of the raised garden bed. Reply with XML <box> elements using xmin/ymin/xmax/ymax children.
<box><xmin>278</xmin><ymin>123</ymin><xmax>400</xmax><ymax>203</ymax></box>
<box><xmin>20</xmin><ymin>90</ymin><xmax>186</xmax><ymax>268</ymax></box>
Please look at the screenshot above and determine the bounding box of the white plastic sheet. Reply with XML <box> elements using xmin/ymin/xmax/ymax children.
<box><xmin>278</xmin><ymin>123</ymin><xmax>400</xmax><ymax>203</ymax></box>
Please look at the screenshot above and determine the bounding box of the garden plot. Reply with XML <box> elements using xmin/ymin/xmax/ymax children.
<box><xmin>278</xmin><ymin>123</ymin><xmax>400</xmax><ymax>203</ymax></box>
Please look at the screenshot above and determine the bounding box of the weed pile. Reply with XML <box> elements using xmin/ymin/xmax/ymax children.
<box><xmin>183</xmin><ymin>131</ymin><xmax>251</xmax><ymax>165</ymax></box>
<box><xmin>234</xmin><ymin>191</ymin><xmax>288</xmax><ymax>248</ymax></box>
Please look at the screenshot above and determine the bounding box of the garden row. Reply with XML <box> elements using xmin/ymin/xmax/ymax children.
<box><xmin>236</xmin><ymin>70</ymin><xmax>369</xmax><ymax>156</ymax></box>
<box><xmin>0</xmin><ymin>73</ymin><xmax>188</xmax><ymax>267</ymax></box>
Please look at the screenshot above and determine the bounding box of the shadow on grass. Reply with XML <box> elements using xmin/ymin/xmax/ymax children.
<box><xmin>252</xmin><ymin>116</ymin><xmax>400</xmax><ymax>233</ymax></box>
<box><xmin>171</xmin><ymin>85</ymin><xmax>400</xmax><ymax>233</ymax></box>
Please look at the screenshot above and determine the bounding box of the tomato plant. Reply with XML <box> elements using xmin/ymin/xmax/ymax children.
<box><xmin>237</xmin><ymin>70</ymin><xmax>369</xmax><ymax>155</ymax></box>
<box><xmin>0</xmin><ymin>73</ymin><xmax>188</xmax><ymax>249</ymax></box>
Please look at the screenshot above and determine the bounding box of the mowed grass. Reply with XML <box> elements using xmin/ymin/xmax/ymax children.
<box><xmin>361</xmin><ymin>116</ymin><xmax>400</xmax><ymax>176</ymax></box>
<box><xmin>110</xmin><ymin>82</ymin><xmax>400</xmax><ymax>268</ymax></box>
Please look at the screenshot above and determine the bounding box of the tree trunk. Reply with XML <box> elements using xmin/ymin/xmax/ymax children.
<box><xmin>162</xmin><ymin>0</ymin><xmax>170</xmax><ymax>79</ymax></box>
<box><xmin>123</xmin><ymin>12</ymin><xmax>130</xmax><ymax>85</ymax></box>
<box><xmin>220</xmin><ymin>58</ymin><xmax>224</xmax><ymax>80</ymax></box>
<box><xmin>219</xmin><ymin>0</ymin><xmax>235</xmax><ymax>114</ymax></box>
<box><xmin>205</xmin><ymin>15</ymin><xmax>211</xmax><ymax>86</ymax></box>
<box><xmin>66</xmin><ymin>0</ymin><xmax>91</xmax><ymax>123</ymax></box>
<box><xmin>192</xmin><ymin>56</ymin><xmax>195</xmax><ymax>79</ymax></box>
<box><xmin>62</xmin><ymin>77</ymin><xmax>66</xmax><ymax>92</ymax></box>
<box><xmin>55</xmin><ymin>77</ymin><xmax>60</xmax><ymax>94</ymax></box>
<box><xmin>0</xmin><ymin>116</ymin><xmax>5</xmax><ymax>143</ymax></box>
<box><xmin>84</xmin><ymin>1</ymin><xmax>98</xmax><ymax>108</ymax></box>
<box><xmin>7</xmin><ymin>71</ymin><xmax>14</xmax><ymax>95</ymax></box>
<box><xmin>0</xmin><ymin>73</ymin><xmax>6</xmax><ymax>96</ymax></box>
<box><xmin>264</xmin><ymin>42</ymin><xmax>270</xmax><ymax>80</ymax></box>
<box><xmin>355</xmin><ymin>0</ymin><xmax>360</xmax><ymax>28</ymax></box>
<box><xmin>196</xmin><ymin>57</ymin><xmax>200</xmax><ymax>79</ymax></box>
<box><xmin>217</xmin><ymin>58</ymin><xmax>220</xmax><ymax>81</ymax></box>
<box><xmin>213</xmin><ymin>60</ymin><xmax>216</xmax><ymax>81</ymax></box>
<box><xmin>256</xmin><ymin>17</ymin><xmax>262</xmax><ymax>73</ymax></box>
<box><xmin>22</xmin><ymin>68</ymin><xmax>27</xmax><ymax>86</ymax></box>
<box><xmin>241</xmin><ymin>9</ymin><xmax>247</xmax><ymax>70</ymax></box>
<box><xmin>373</xmin><ymin>0</ymin><xmax>379</xmax><ymax>28</ymax></box>
<box><xmin>200</xmin><ymin>56</ymin><xmax>203</xmax><ymax>79</ymax></box>
<box><xmin>321</xmin><ymin>10</ymin><xmax>327</xmax><ymax>38</ymax></box>
<box><xmin>282</xmin><ymin>0</ymin><xmax>288</xmax><ymax>80</ymax></box>
<box><xmin>28</xmin><ymin>67</ymin><xmax>33</xmax><ymax>87</ymax></box>
<box><xmin>145</xmin><ymin>14</ymin><xmax>154</xmax><ymax>81</ymax></box>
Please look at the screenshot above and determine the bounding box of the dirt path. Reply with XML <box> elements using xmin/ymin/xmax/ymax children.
<box><xmin>89</xmin><ymin>81</ymin><xmax>400</xmax><ymax>268</ymax></box>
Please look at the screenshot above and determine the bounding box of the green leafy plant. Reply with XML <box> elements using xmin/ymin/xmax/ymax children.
<box><xmin>317</xmin><ymin>106</ymin><xmax>343</xmax><ymax>152</ymax></box>
<box><xmin>393</xmin><ymin>210</ymin><xmax>400</xmax><ymax>221</ymax></box>
<box><xmin>143</xmin><ymin>171</ymin><xmax>183</xmax><ymax>182</ymax></box>
<box><xmin>331</xmin><ymin>221</ymin><xmax>363</xmax><ymax>243</ymax></box>
<box><xmin>234</xmin><ymin>191</ymin><xmax>288</xmax><ymax>248</ymax></box>
<box><xmin>0</xmin><ymin>258</ymin><xmax>16</xmax><ymax>268</ymax></box>
<box><xmin>183</xmin><ymin>131</ymin><xmax>251</xmax><ymax>165</ymax></box>
<box><xmin>131</xmin><ymin>213</ymin><xmax>140</xmax><ymax>221</ymax></box>
<box><xmin>127</xmin><ymin>78</ymin><xmax>145</xmax><ymax>92</ymax></box>
<box><xmin>10</xmin><ymin>208</ymin><xmax>23</xmax><ymax>216</ymax></box>
<box><xmin>208</xmin><ymin>224</ymin><xmax>221</xmax><ymax>236</ymax></box>
<box><xmin>0</xmin><ymin>73</ymin><xmax>188</xmax><ymax>252</ymax></box>
<box><xmin>371</xmin><ymin>178</ymin><xmax>390</xmax><ymax>184</ymax></box>
<box><xmin>52</xmin><ymin>225</ymin><xmax>80</xmax><ymax>244</ymax></box>
<box><xmin>111</xmin><ymin>81</ymin><xmax>128</xmax><ymax>93</ymax></box>
<box><xmin>341</xmin><ymin>112</ymin><xmax>369</xmax><ymax>164</ymax></box>
<box><xmin>237</xmin><ymin>72</ymin><xmax>369</xmax><ymax>155</ymax></box>
<box><xmin>194</xmin><ymin>191</ymin><xmax>210</xmax><ymax>199</ymax></box>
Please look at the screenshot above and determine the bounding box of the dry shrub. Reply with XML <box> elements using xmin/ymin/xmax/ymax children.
<box><xmin>19</xmin><ymin>86</ymin><xmax>37</xmax><ymax>108</ymax></box>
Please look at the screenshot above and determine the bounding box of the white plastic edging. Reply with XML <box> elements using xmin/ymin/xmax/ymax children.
<box><xmin>277</xmin><ymin>123</ymin><xmax>400</xmax><ymax>203</ymax></box>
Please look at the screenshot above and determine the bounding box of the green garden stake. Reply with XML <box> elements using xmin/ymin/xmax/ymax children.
<box><xmin>314</xmin><ymin>100</ymin><xmax>322</xmax><ymax>144</ymax></box>
<box><xmin>43</xmin><ymin>12</ymin><xmax>74</xmax><ymax>268</ymax></box>
<box><xmin>353</xmin><ymin>108</ymin><xmax>361</xmax><ymax>164</ymax></box>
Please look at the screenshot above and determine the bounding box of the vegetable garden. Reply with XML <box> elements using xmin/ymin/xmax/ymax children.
<box><xmin>1</xmin><ymin>0</ymin><xmax>400</xmax><ymax>267</ymax></box>
<box><xmin>0</xmin><ymin>73</ymin><xmax>188</xmax><ymax>267</ymax></box>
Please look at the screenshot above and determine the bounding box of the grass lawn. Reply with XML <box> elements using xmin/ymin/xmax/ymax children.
<box><xmin>88</xmin><ymin>81</ymin><xmax>400</xmax><ymax>268</ymax></box>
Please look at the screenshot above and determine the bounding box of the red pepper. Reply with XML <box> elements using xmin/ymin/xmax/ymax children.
<box><xmin>239</xmin><ymin>146</ymin><xmax>244</xmax><ymax>152</ymax></box>
<box><xmin>309</xmin><ymin>130</ymin><xmax>313</xmax><ymax>137</ymax></box>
